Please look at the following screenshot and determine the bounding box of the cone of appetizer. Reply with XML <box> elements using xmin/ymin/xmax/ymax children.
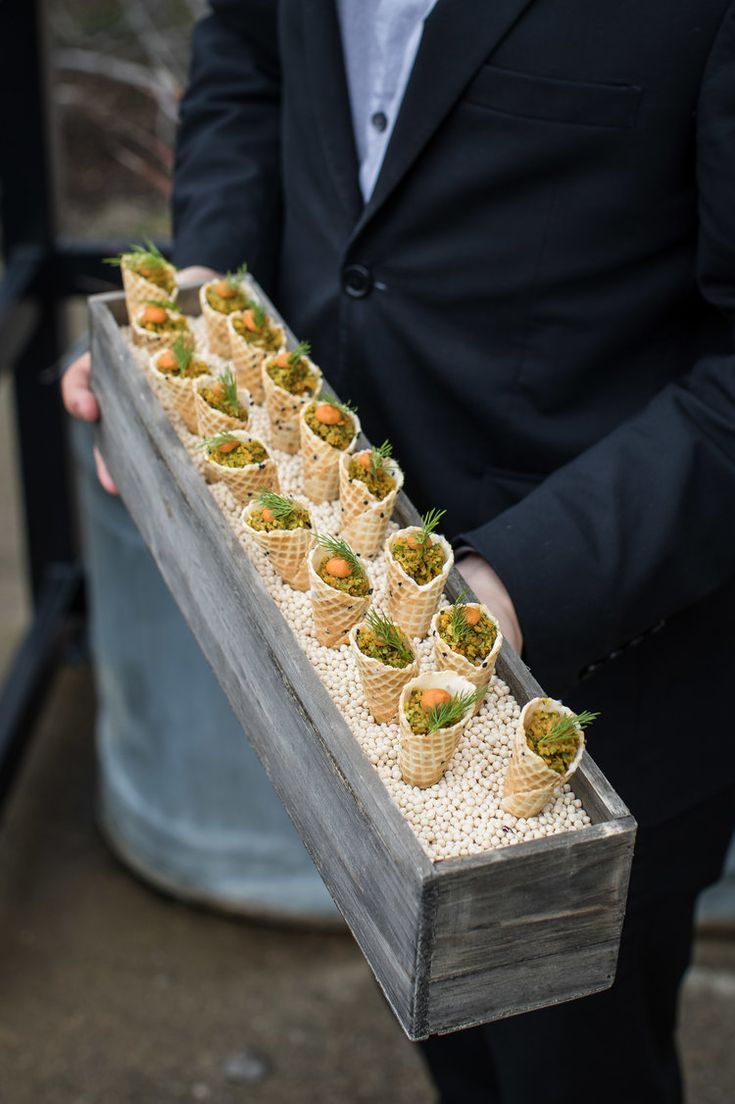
<box><xmin>339</xmin><ymin>440</ymin><xmax>404</xmax><ymax>557</ymax></box>
<box><xmin>105</xmin><ymin>240</ymin><xmax>177</xmax><ymax>320</ymax></box>
<box><xmin>431</xmin><ymin>592</ymin><xmax>503</xmax><ymax>709</ymax></box>
<box><xmin>308</xmin><ymin>534</ymin><xmax>372</xmax><ymax>648</ymax></box>
<box><xmin>299</xmin><ymin>393</ymin><xmax>360</xmax><ymax>504</ymax></box>
<box><xmin>228</xmin><ymin>303</ymin><xmax>285</xmax><ymax>403</ymax></box>
<box><xmin>501</xmin><ymin>699</ymin><xmax>597</xmax><ymax>818</ymax></box>
<box><xmin>200</xmin><ymin>431</ymin><xmax>279</xmax><ymax>505</ymax></box>
<box><xmin>349</xmin><ymin>610</ymin><xmax>418</xmax><ymax>724</ymax></box>
<box><xmin>200</xmin><ymin>265</ymin><xmax>250</xmax><ymax>357</ymax></box>
<box><xmin>262</xmin><ymin>342</ymin><xmax>322</xmax><ymax>454</ymax></box>
<box><xmin>398</xmin><ymin>672</ymin><xmax>484</xmax><ymax>788</ymax></box>
<box><xmin>132</xmin><ymin>299</ymin><xmax>194</xmax><ymax>355</ymax></box>
<box><xmin>241</xmin><ymin>491</ymin><xmax>314</xmax><ymax>591</ymax></box>
<box><xmin>386</xmin><ymin>509</ymin><xmax>454</xmax><ymax>639</ymax></box>
<box><xmin>148</xmin><ymin>338</ymin><xmax>213</xmax><ymax>432</ymax></box>
<box><xmin>194</xmin><ymin>367</ymin><xmax>251</xmax><ymax>437</ymax></box>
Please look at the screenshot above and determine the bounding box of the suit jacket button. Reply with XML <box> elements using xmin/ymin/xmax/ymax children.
<box><xmin>342</xmin><ymin>264</ymin><xmax>373</xmax><ymax>298</ymax></box>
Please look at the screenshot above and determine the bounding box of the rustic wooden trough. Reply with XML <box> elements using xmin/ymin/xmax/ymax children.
<box><xmin>89</xmin><ymin>283</ymin><xmax>636</xmax><ymax>1041</ymax></box>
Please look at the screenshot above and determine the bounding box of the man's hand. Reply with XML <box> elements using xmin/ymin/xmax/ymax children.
<box><xmin>456</xmin><ymin>552</ymin><xmax>523</xmax><ymax>654</ymax></box>
<box><xmin>60</xmin><ymin>265</ymin><xmax>219</xmax><ymax>494</ymax></box>
<box><xmin>60</xmin><ymin>350</ymin><xmax>119</xmax><ymax>495</ymax></box>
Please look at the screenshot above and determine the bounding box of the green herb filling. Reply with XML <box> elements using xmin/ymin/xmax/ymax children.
<box><xmin>125</xmin><ymin>254</ymin><xmax>176</xmax><ymax>293</ymax></box>
<box><xmin>200</xmin><ymin>385</ymin><xmax>248</xmax><ymax>421</ymax></box>
<box><xmin>436</xmin><ymin>607</ymin><xmax>497</xmax><ymax>666</ymax></box>
<box><xmin>266</xmin><ymin>356</ymin><xmax>318</xmax><ymax>396</ymax></box>
<box><xmin>525</xmin><ymin>707</ymin><xmax>580</xmax><ymax>775</ymax></box>
<box><xmin>208</xmin><ymin>440</ymin><xmax>268</xmax><ymax>468</ymax></box>
<box><xmin>391</xmin><ymin>536</ymin><xmax>446</xmax><ymax>585</ymax></box>
<box><xmin>247</xmin><ymin>504</ymin><xmax>311</xmax><ymax>533</ymax></box>
<box><xmin>156</xmin><ymin>355</ymin><xmax>208</xmax><ymax>379</ymax></box>
<box><xmin>355</xmin><ymin>626</ymin><xmax>413</xmax><ymax>670</ymax></box>
<box><xmin>139</xmin><ymin>312</ymin><xmax>189</xmax><ymax>336</ymax></box>
<box><xmin>205</xmin><ymin>284</ymin><xmax>249</xmax><ymax>314</ymax></box>
<box><xmin>303</xmin><ymin>403</ymin><xmax>356</xmax><ymax>450</ymax></box>
<box><xmin>232</xmin><ymin>313</ymin><xmax>282</xmax><ymax>351</ymax></box>
<box><xmin>316</xmin><ymin>561</ymin><xmax>370</xmax><ymax>597</ymax></box>
<box><xmin>403</xmin><ymin>689</ymin><xmax>465</xmax><ymax>735</ymax></box>
<box><xmin>348</xmin><ymin>455</ymin><xmax>395</xmax><ymax>500</ymax></box>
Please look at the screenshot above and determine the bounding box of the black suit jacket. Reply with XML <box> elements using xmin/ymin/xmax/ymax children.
<box><xmin>173</xmin><ymin>0</ymin><xmax>735</xmax><ymax>825</ymax></box>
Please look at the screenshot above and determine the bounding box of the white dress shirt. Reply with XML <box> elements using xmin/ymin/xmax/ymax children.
<box><xmin>336</xmin><ymin>0</ymin><xmax>438</xmax><ymax>201</ymax></box>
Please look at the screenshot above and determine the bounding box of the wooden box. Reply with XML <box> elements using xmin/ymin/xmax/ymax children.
<box><xmin>89</xmin><ymin>284</ymin><xmax>635</xmax><ymax>1041</ymax></box>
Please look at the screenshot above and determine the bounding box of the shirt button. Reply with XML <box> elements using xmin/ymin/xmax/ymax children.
<box><xmin>342</xmin><ymin>264</ymin><xmax>373</xmax><ymax>298</ymax></box>
<box><xmin>371</xmin><ymin>111</ymin><xmax>388</xmax><ymax>132</ymax></box>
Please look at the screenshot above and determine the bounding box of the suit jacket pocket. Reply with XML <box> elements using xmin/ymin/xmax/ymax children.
<box><xmin>464</xmin><ymin>63</ymin><xmax>642</xmax><ymax>130</ymax></box>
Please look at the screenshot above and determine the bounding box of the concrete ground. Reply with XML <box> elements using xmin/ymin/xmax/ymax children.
<box><xmin>0</xmin><ymin>666</ymin><xmax>733</xmax><ymax>1104</ymax></box>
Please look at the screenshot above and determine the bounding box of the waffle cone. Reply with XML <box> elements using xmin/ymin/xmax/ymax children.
<box><xmin>131</xmin><ymin>315</ymin><xmax>194</xmax><ymax>357</ymax></box>
<box><xmin>262</xmin><ymin>358</ymin><xmax>322</xmax><ymax>455</ymax></box>
<box><xmin>148</xmin><ymin>351</ymin><xmax>211</xmax><ymax>432</ymax></box>
<box><xmin>121</xmin><ymin>263</ymin><xmax>178</xmax><ymax>321</ymax></box>
<box><xmin>501</xmin><ymin>697</ymin><xmax>586</xmax><ymax>818</ymax></box>
<box><xmin>227</xmin><ymin>314</ymin><xmax>285</xmax><ymax>404</ymax></box>
<box><xmin>348</xmin><ymin>624</ymin><xmax>418</xmax><ymax>724</ymax></box>
<box><xmin>398</xmin><ymin>671</ymin><xmax>477</xmax><ymax>788</ymax></box>
<box><xmin>204</xmin><ymin>432</ymin><xmax>280</xmax><ymax>506</ymax></box>
<box><xmin>241</xmin><ymin>499</ymin><xmax>314</xmax><ymax>590</ymax></box>
<box><xmin>431</xmin><ymin>605</ymin><xmax>503</xmax><ymax>711</ymax></box>
<box><xmin>199</xmin><ymin>282</ymin><xmax>242</xmax><ymax>357</ymax></box>
<box><xmin>339</xmin><ymin>453</ymin><xmax>404</xmax><ymax>557</ymax></box>
<box><xmin>300</xmin><ymin>406</ymin><xmax>361</xmax><ymax>504</ymax></box>
<box><xmin>307</xmin><ymin>546</ymin><xmax>371</xmax><ymax>648</ymax></box>
<box><xmin>386</xmin><ymin>531</ymin><xmax>454</xmax><ymax>640</ymax></box>
<box><xmin>193</xmin><ymin>376</ymin><xmax>251</xmax><ymax>437</ymax></box>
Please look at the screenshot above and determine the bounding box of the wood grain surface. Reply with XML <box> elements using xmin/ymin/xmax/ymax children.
<box><xmin>89</xmin><ymin>284</ymin><xmax>635</xmax><ymax>1039</ymax></box>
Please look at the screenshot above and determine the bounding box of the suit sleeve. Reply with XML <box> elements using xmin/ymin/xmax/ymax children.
<box><xmin>172</xmin><ymin>0</ymin><xmax>282</xmax><ymax>283</ymax></box>
<box><xmin>458</xmin><ymin>1</ymin><xmax>735</xmax><ymax>692</ymax></box>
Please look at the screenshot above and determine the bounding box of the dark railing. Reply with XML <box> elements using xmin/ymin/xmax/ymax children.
<box><xmin>0</xmin><ymin>2</ymin><xmax>144</xmax><ymax>813</ymax></box>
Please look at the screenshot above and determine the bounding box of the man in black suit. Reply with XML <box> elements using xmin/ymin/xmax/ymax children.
<box><xmin>64</xmin><ymin>1</ymin><xmax>735</xmax><ymax>1100</ymax></box>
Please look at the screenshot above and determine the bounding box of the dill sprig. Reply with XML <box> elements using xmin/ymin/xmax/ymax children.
<box><xmin>316</xmin><ymin>533</ymin><xmax>364</xmax><ymax>576</ymax></box>
<box><xmin>225</xmin><ymin>262</ymin><xmax>248</xmax><ymax>290</ymax></box>
<box><xmin>426</xmin><ymin>687</ymin><xmax>486</xmax><ymax>734</ymax></box>
<box><xmin>286</xmin><ymin>340</ymin><xmax>311</xmax><ymax>365</ymax></box>
<box><xmin>104</xmin><ymin>239</ymin><xmax>168</xmax><ymax>269</ymax></box>
<box><xmin>198</xmin><ymin>432</ymin><xmax>238</xmax><ymax>452</ymax></box>
<box><xmin>363</xmin><ymin>609</ymin><xmax>413</xmax><ymax>666</ymax></box>
<box><xmin>218</xmin><ymin>368</ymin><xmax>239</xmax><ymax>409</ymax></box>
<box><xmin>447</xmin><ymin>590</ymin><xmax>472</xmax><ymax>641</ymax></box>
<box><xmin>172</xmin><ymin>335</ymin><xmax>193</xmax><ymax>373</ymax></box>
<box><xmin>249</xmin><ymin>302</ymin><xmax>266</xmax><ymax>328</ymax></box>
<box><xmin>419</xmin><ymin>507</ymin><xmax>446</xmax><ymax>544</ymax></box>
<box><xmin>370</xmin><ymin>439</ymin><xmax>393</xmax><ymax>475</ymax></box>
<box><xmin>536</xmin><ymin>710</ymin><xmax>599</xmax><ymax>750</ymax></box>
<box><xmin>256</xmin><ymin>490</ymin><xmax>300</xmax><ymax>522</ymax></box>
<box><xmin>144</xmin><ymin>297</ymin><xmax>180</xmax><ymax>313</ymax></box>
<box><xmin>318</xmin><ymin>389</ymin><xmax>358</xmax><ymax>417</ymax></box>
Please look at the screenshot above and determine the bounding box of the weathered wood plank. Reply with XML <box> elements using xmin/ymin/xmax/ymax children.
<box><xmin>427</xmin><ymin>940</ymin><xmax>622</xmax><ymax>1035</ymax></box>
<box><xmin>89</xmin><ymin>284</ymin><xmax>635</xmax><ymax>1042</ymax></box>
<box><xmin>90</xmin><ymin>296</ymin><xmax>435</xmax><ymax>1036</ymax></box>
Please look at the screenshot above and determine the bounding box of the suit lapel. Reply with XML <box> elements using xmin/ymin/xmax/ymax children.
<box><xmin>303</xmin><ymin>0</ymin><xmax>363</xmax><ymax>225</ymax></box>
<box><xmin>351</xmin><ymin>0</ymin><xmax>538</xmax><ymax>239</ymax></box>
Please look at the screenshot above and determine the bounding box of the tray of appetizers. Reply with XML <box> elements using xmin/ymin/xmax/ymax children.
<box><xmin>89</xmin><ymin>249</ymin><xmax>635</xmax><ymax>1040</ymax></box>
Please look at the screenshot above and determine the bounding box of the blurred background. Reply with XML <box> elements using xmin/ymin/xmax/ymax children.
<box><xmin>0</xmin><ymin>2</ymin><xmax>733</xmax><ymax>1101</ymax></box>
